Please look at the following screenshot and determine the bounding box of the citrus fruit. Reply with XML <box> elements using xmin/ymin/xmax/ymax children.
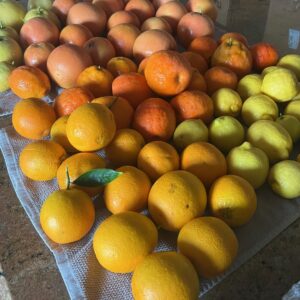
<box><xmin>59</xmin><ymin>24</ymin><xmax>93</xmax><ymax>47</ymax></box>
<box><xmin>148</xmin><ymin>170</ymin><xmax>207</xmax><ymax>231</ymax></box>
<box><xmin>181</xmin><ymin>142</ymin><xmax>227</xmax><ymax>187</ymax></box>
<box><xmin>268</xmin><ymin>160</ymin><xmax>300</xmax><ymax>199</ymax></box>
<box><xmin>0</xmin><ymin>1</ymin><xmax>26</xmax><ymax>31</ymax></box>
<box><xmin>40</xmin><ymin>189</ymin><xmax>95</xmax><ymax>244</ymax></box>
<box><xmin>104</xmin><ymin>166</ymin><xmax>151</xmax><ymax>214</ymax></box>
<box><xmin>173</xmin><ymin>119</ymin><xmax>208</xmax><ymax>151</ymax></box>
<box><xmin>93</xmin><ymin>0</ymin><xmax>124</xmax><ymax>17</ymax></box>
<box><xmin>177</xmin><ymin>216</ymin><xmax>238</xmax><ymax>278</ymax></box>
<box><xmin>181</xmin><ymin>51</ymin><xmax>208</xmax><ymax>74</ymax></box>
<box><xmin>284</xmin><ymin>100</ymin><xmax>300</xmax><ymax>120</ymax></box>
<box><xmin>0</xmin><ymin>36</ymin><xmax>23</xmax><ymax>66</ymax></box>
<box><xmin>140</xmin><ymin>16</ymin><xmax>172</xmax><ymax>33</ymax></box>
<box><xmin>276</xmin><ymin>115</ymin><xmax>300</xmax><ymax>143</ymax></box>
<box><xmin>186</xmin><ymin>0</ymin><xmax>218</xmax><ymax>21</ymax></box>
<box><xmin>187</xmin><ymin>68</ymin><xmax>207</xmax><ymax>92</ymax></box>
<box><xmin>209</xmin><ymin>175</ymin><xmax>257</xmax><ymax>227</ymax></box>
<box><xmin>0</xmin><ymin>61</ymin><xmax>14</xmax><ymax>92</ymax></box>
<box><xmin>247</xmin><ymin>120</ymin><xmax>293</xmax><ymax>163</ymax></box>
<box><xmin>19</xmin><ymin>140</ymin><xmax>66</xmax><ymax>181</ymax></box>
<box><xmin>66</xmin><ymin>103</ymin><xmax>116</xmax><ymax>152</ymax></box>
<box><xmin>226</xmin><ymin>142</ymin><xmax>269</xmax><ymax>189</ymax></box>
<box><xmin>93</xmin><ymin>211</ymin><xmax>158</xmax><ymax>273</ymax></box>
<box><xmin>188</xmin><ymin>36</ymin><xmax>218</xmax><ymax>61</ymax></box>
<box><xmin>56</xmin><ymin>152</ymin><xmax>106</xmax><ymax>196</ymax></box>
<box><xmin>12</xmin><ymin>98</ymin><xmax>56</xmax><ymax>140</ymax></box>
<box><xmin>209</xmin><ymin>116</ymin><xmax>245</xmax><ymax>153</ymax></box>
<box><xmin>277</xmin><ymin>54</ymin><xmax>300</xmax><ymax>80</ymax></box>
<box><xmin>261</xmin><ymin>66</ymin><xmax>281</xmax><ymax>77</ymax></box>
<box><xmin>131</xmin><ymin>251</ymin><xmax>199</xmax><ymax>300</ymax></box>
<box><xmin>105</xmin><ymin>129</ymin><xmax>145</xmax><ymax>167</ymax></box>
<box><xmin>137</xmin><ymin>141</ymin><xmax>179</xmax><ymax>181</ymax></box>
<box><xmin>107</xmin><ymin>56</ymin><xmax>138</xmax><ymax>77</ymax></box>
<box><xmin>212</xmin><ymin>88</ymin><xmax>242</xmax><ymax>117</ymax></box>
<box><xmin>241</xmin><ymin>94</ymin><xmax>278</xmax><ymax>126</ymax></box>
<box><xmin>107</xmin><ymin>10</ymin><xmax>140</xmax><ymax>30</ymax></box>
<box><xmin>237</xmin><ymin>74</ymin><xmax>263</xmax><ymax>100</ymax></box>
<box><xmin>124</xmin><ymin>0</ymin><xmax>155</xmax><ymax>23</ymax></box>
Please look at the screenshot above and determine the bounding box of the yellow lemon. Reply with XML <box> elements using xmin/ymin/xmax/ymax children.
<box><xmin>277</xmin><ymin>54</ymin><xmax>300</xmax><ymax>80</ymax></box>
<box><xmin>237</xmin><ymin>73</ymin><xmax>262</xmax><ymax>100</ymax></box>
<box><xmin>276</xmin><ymin>115</ymin><xmax>300</xmax><ymax>143</ymax></box>
<box><xmin>284</xmin><ymin>100</ymin><xmax>300</xmax><ymax>120</ymax></box>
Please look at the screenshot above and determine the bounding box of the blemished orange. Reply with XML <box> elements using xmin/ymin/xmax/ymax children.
<box><xmin>56</xmin><ymin>152</ymin><xmax>106</xmax><ymax>196</ymax></box>
<box><xmin>66</xmin><ymin>103</ymin><xmax>116</xmax><ymax>151</ymax></box>
<box><xmin>104</xmin><ymin>165</ymin><xmax>151</xmax><ymax>214</ymax></box>
<box><xmin>40</xmin><ymin>189</ymin><xmax>95</xmax><ymax>244</ymax></box>
<box><xmin>9</xmin><ymin>65</ymin><xmax>51</xmax><ymax>99</ymax></box>
<box><xmin>54</xmin><ymin>87</ymin><xmax>94</xmax><ymax>117</ymax></box>
<box><xmin>188</xmin><ymin>36</ymin><xmax>218</xmax><ymax>61</ymax></box>
<box><xmin>92</xmin><ymin>96</ymin><xmax>134</xmax><ymax>130</ymax></box>
<box><xmin>12</xmin><ymin>98</ymin><xmax>56</xmax><ymax>140</ymax></box>
<box><xmin>105</xmin><ymin>129</ymin><xmax>145</xmax><ymax>168</ymax></box>
<box><xmin>144</xmin><ymin>50</ymin><xmax>193</xmax><ymax>96</ymax></box>
<box><xmin>107</xmin><ymin>56</ymin><xmax>138</xmax><ymax>77</ymax></box>
<box><xmin>148</xmin><ymin>170</ymin><xmax>207</xmax><ymax>231</ymax></box>
<box><xmin>132</xmin><ymin>97</ymin><xmax>176</xmax><ymax>142</ymax></box>
<box><xmin>50</xmin><ymin>116</ymin><xmax>78</xmax><ymax>153</ymax></box>
<box><xmin>209</xmin><ymin>175</ymin><xmax>257</xmax><ymax>227</ymax></box>
<box><xmin>177</xmin><ymin>216</ymin><xmax>239</xmax><ymax>278</ymax></box>
<box><xmin>187</xmin><ymin>69</ymin><xmax>207</xmax><ymax>92</ymax></box>
<box><xmin>181</xmin><ymin>141</ymin><xmax>227</xmax><ymax>188</ymax></box>
<box><xmin>137</xmin><ymin>141</ymin><xmax>179</xmax><ymax>181</ymax></box>
<box><xmin>77</xmin><ymin>66</ymin><xmax>114</xmax><ymax>98</ymax></box>
<box><xmin>131</xmin><ymin>252</ymin><xmax>200</xmax><ymax>300</ymax></box>
<box><xmin>93</xmin><ymin>211</ymin><xmax>158</xmax><ymax>273</ymax></box>
<box><xmin>112</xmin><ymin>72</ymin><xmax>153</xmax><ymax>108</ymax></box>
<box><xmin>204</xmin><ymin>66</ymin><xmax>238</xmax><ymax>95</ymax></box>
<box><xmin>19</xmin><ymin>140</ymin><xmax>67</xmax><ymax>181</ymax></box>
<box><xmin>182</xmin><ymin>51</ymin><xmax>208</xmax><ymax>74</ymax></box>
<box><xmin>170</xmin><ymin>90</ymin><xmax>214</xmax><ymax>124</ymax></box>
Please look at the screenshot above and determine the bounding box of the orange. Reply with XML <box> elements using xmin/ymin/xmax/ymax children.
<box><xmin>54</xmin><ymin>87</ymin><xmax>94</xmax><ymax>117</ymax></box>
<box><xmin>59</xmin><ymin>24</ymin><xmax>93</xmax><ymax>47</ymax></box>
<box><xmin>187</xmin><ymin>68</ymin><xmax>207</xmax><ymax>92</ymax></box>
<box><xmin>137</xmin><ymin>141</ymin><xmax>179</xmax><ymax>181</ymax></box>
<box><xmin>50</xmin><ymin>116</ymin><xmax>78</xmax><ymax>153</ymax></box>
<box><xmin>40</xmin><ymin>189</ymin><xmax>95</xmax><ymax>244</ymax></box>
<box><xmin>204</xmin><ymin>66</ymin><xmax>238</xmax><ymax>95</ymax></box>
<box><xmin>93</xmin><ymin>211</ymin><xmax>158</xmax><ymax>273</ymax></box>
<box><xmin>19</xmin><ymin>140</ymin><xmax>67</xmax><ymax>181</ymax></box>
<box><xmin>186</xmin><ymin>0</ymin><xmax>218</xmax><ymax>22</ymax></box>
<box><xmin>177</xmin><ymin>216</ymin><xmax>238</xmax><ymax>278</ymax></box>
<box><xmin>181</xmin><ymin>141</ymin><xmax>227</xmax><ymax>187</ymax></box>
<box><xmin>219</xmin><ymin>32</ymin><xmax>248</xmax><ymax>47</ymax></box>
<box><xmin>112</xmin><ymin>72</ymin><xmax>153</xmax><ymax>108</ymax></box>
<box><xmin>12</xmin><ymin>98</ymin><xmax>56</xmax><ymax>140</ymax></box>
<box><xmin>66</xmin><ymin>103</ymin><xmax>116</xmax><ymax>151</ymax></box>
<box><xmin>9</xmin><ymin>65</ymin><xmax>50</xmax><ymax>99</ymax></box>
<box><xmin>107</xmin><ymin>56</ymin><xmax>138</xmax><ymax>77</ymax></box>
<box><xmin>105</xmin><ymin>129</ymin><xmax>145</xmax><ymax>168</ymax></box>
<box><xmin>140</xmin><ymin>16</ymin><xmax>172</xmax><ymax>33</ymax></box>
<box><xmin>148</xmin><ymin>170</ymin><xmax>207</xmax><ymax>231</ymax></box>
<box><xmin>137</xmin><ymin>57</ymin><xmax>149</xmax><ymax>75</ymax></box>
<box><xmin>132</xmin><ymin>252</ymin><xmax>200</xmax><ymax>300</ymax></box>
<box><xmin>125</xmin><ymin>0</ymin><xmax>155</xmax><ymax>23</ymax></box>
<box><xmin>144</xmin><ymin>50</ymin><xmax>192</xmax><ymax>96</ymax></box>
<box><xmin>56</xmin><ymin>152</ymin><xmax>106</xmax><ymax>196</ymax></box>
<box><xmin>188</xmin><ymin>36</ymin><xmax>218</xmax><ymax>61</ymax></box>
<box><xmin>107</xmin><ymin>10</ymin><xmax>141</xmax><ymax>30</ymax></box>
<box><xmin>104</xmin><ymin>166</ymin><xmax>151</xmax><ymax>213</ymax></box>
<box><xmin>132</xmin><ymin>97</ymin><xmax>176</xmax><ymax>142</ymax></box>
<box><xmin>77</xmin><ymin>66</ymin><xmax>113</xmax><ymax>98</ymax></box>
<box><xmin>92</xmin><ymin>96</ymin><xmax>134</xmax><ymax>130</ymax></box>
<box><xmin>209</xmin><ymin>175</ymin><xmax>257</xmax><ymax>227</ymax></box>
<box><xmin>182</xmin><ymin>51</ymin><xmax>208</xmax><ymax>74</ymax></box>
<box><xmin>170</xmin><ymin>90</ymin><xmax>214</xmax><ymax>124</ymax></box>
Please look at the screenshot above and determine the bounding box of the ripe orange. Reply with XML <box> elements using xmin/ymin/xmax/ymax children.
<box><xmin>188</xmin><ymin>36</ymin><xmax>218</xmax><ymax>61</ymax></box>
<box><xmin>54</xmin><ymin>87</ymin><xmax>94</xmax><ymax>117</ymax></box>
<box><xmin>181</xmin><ymin>141</ymin><xmax>227</xmax><ymax>187</ymax></box>
<box><xmin>182</xmin><ymin>51</ymin><xmax>208</xmax><ymax>74</ymax></box>
<box><xmin>107</xmin><ymin>10</ymin><xmax>141</xmax><ymax>30</ymax></box>
<box><xmin>12</xmin><ymin>98</ymin><xmax>56</xmax><ymax>140</ymax></box>
<box><xmin>125</xmin><ymin>0</ymin><xmax>155</xmax><ymax>23</ymax></box>
<box><xmin>137</xmin><ymin>57</ymin><xmax>149</xmax><ymax>75</ymax></box>
<box><xmin>219</xmin><ymin>32</ymin><xmax>248</xmax><ymax>47</ymax></box>
<box><xmin>93</xmin><ymin>0</ymin><xmax>124</xmax><ymax>17</ymax></box>
<box><xmin>59</xmin><ymin>24</ymin><xmax>93</xmax><ymax>47</ymax></box>
<box><xmin>9</xmin><ymin>66</ymin><xmax>50</xmax><ymax>99</ymax></box>
<box><xmin>132</xmin><ymin>97</ymin><xmax>176</xmax><ymax>142</ymax></box>
<box><xmin>187</xmin><ymin>69</ymin><xmax>207</xmax><ymax>92</ymax></box>
<box><xmin>140</xmin><ymin>16</ymin><xmax>172</xmax><ymax>33</ymax></box>
<box><xmin>107</xmin><ymin>56</ymin><xmax>138</xmax><ymax>77</ymax></box>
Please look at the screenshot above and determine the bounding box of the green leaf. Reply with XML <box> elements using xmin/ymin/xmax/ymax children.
<box><xmin>73</xmin><ymin>169</ymin><xmax>122</xmax><ymax>187</ymax></box>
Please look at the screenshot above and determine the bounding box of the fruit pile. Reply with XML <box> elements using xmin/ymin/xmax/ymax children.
<box><xmin>1</xmin><ymin>0</ymin><xmax>300</xmax><ymax>298</ymax></box>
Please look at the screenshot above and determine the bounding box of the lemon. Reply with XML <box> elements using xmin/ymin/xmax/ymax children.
<box><xmin>226</xmin><ymin>142</ymin><xmax>269</xmax><ymax>189</ymax></box>
<box><xmin>237</xmin><ymin>74</ymin><xmax>262</xmax><ymax>100</ymax></box>
<box><xmin>261</xmin><ymin>68</ymin><xmax>298</xmax><ymax>101</ymax></box>
<box><xmin>268</xmin><ymin>160</ymin><xmax>300</xmax><ymax>199</ymax></box>
<box><xmin>261</xmin><ymin>66</ymin><xmax>282</xmax><ymax>77</ymax></box>
<box><xmin>209</xmin><ymin>116</ymin><xmax>245</xmax><ymax>153</ymax></box>
<box><xmin>93</xmin><ymin>212</ymin><xmax>158</xmax><ymax>273</ymax></box>
<box><xmin>276</xmin><ymin>115</ymin><xmax>300</xmax><ymax>143</ymax></box>
<box><xmin>241</xmin><ymin>94</ymin><xmax>278</xmax><ymax>126</ymax></box>
<box><xmin>173</xmin><ymin>119</ymin><xmax>208</xmax><ymax>151</ymax></box>
<box><xmin>277</xmin><ymin>54</ymin><xmax>300</xmax><ymax>80</ymax></box>
<box><xmin>211</xmin><ymin>88</ymin><xmax>242</xmax><ymax>117</ymax></box>
<box><xmin>131</xmin><ymin>251</ymin><xmax>199</xmax><ymax>300</ymax></box>
<box><xmin>247</xmin><ymin>120</ymin><xmax>293</xmax><ymax>163</ymax></box>
<box><xmin>284</xmin><ymin>100</ymin><xmax>300</xmax><ymax>120</ymax></box>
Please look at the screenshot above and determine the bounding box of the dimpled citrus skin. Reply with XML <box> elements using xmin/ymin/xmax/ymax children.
<box><xmin>177</xmin><ymin>216</ymin><xmax>238</xmax><ymax>278</ymax></box>
<box><xmin>148</xmin><ymin>170</ymin><xmax>207</xmax><ymax>231</ymax></box>
<box><xmin>19</xmin><ymin>140</ymin><xmax>67</xmax><ymax>181</ymax></box>
<box><xmin>131</xmin><ymin>251</ymin><xmax>200</xmax><ymax>300</ymax></box>
<box><xmin>93</xmin><ymin>212</ymin><xmax>158</xmax><ymax>273</ymax></box>
<box><xmin>66</xmin><ymin>103</ymin><xmax>116</xmax><ymax>152</ymax></box>
<box><xmin>40</xmin><ymin>189</ymin><xmax>95</xmax><ymax>244</ymax></box>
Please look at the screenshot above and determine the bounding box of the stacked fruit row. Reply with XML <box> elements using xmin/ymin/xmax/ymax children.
<box><xmin>1</xmin><ymin>0</ymin><xmax>300</xmax><ymax>299</ymax></box>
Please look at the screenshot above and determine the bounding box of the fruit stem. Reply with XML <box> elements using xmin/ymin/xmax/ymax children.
<box><xmin>227</xmin><ymin>38</ymin><xmax>233</xmax><ymax>47</ymax></box>
<box><xmin>66</xmin><ymin>167</ymin><xmax>71</xmax><ymax>190</ymax></box>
